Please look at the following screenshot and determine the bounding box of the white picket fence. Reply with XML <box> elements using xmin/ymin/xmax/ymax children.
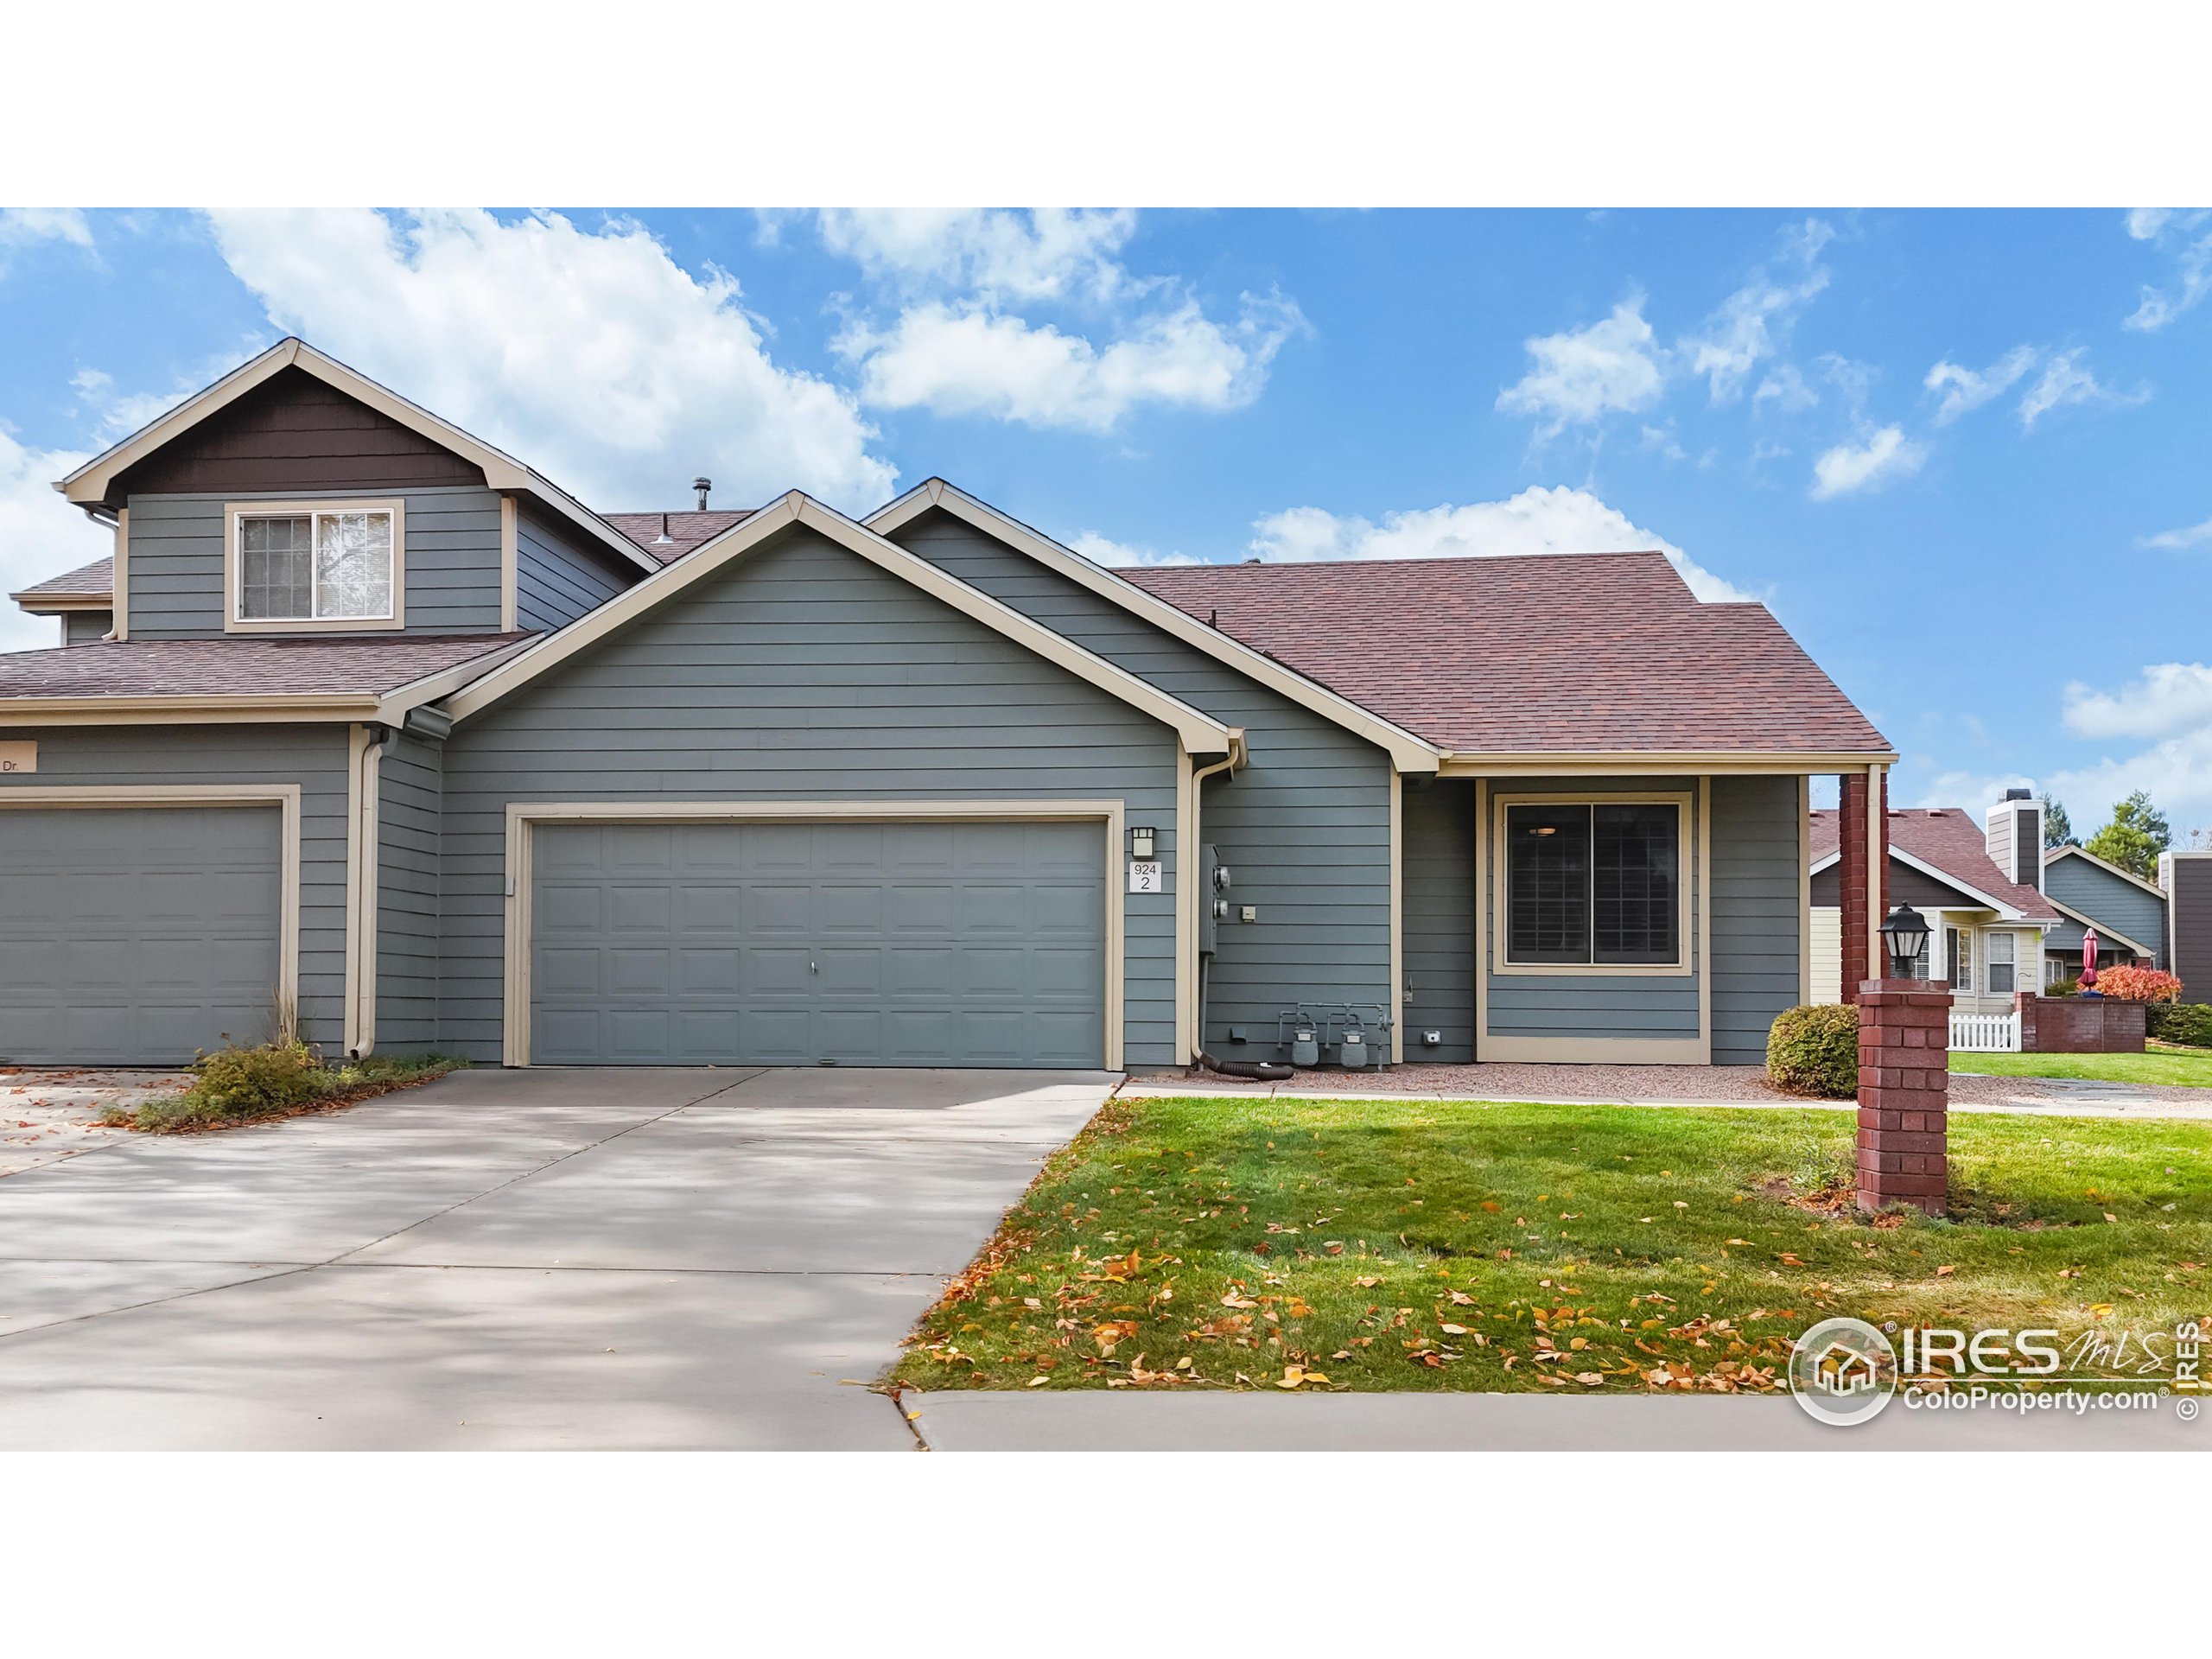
<box><xmin>1948</xmin><ymin>1010</ymin><xmax>2021</xmax><ymax>1052</ymax></box>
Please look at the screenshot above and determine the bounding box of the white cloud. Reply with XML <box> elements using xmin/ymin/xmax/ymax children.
<box><xmin>202</xmin><ymin>208</ymin><xmax>895</xmax><ymax>512</ymax></box>
<box><xmin>2123</xmin><ymin>209</ymin><xmax>2212</xmax><ymax>331</ymax></box>
<box><xmin>1910</xmin><ymin>767</ymin><xmax>2033</xmax><ymax>811</ymax></box>
<box><xmin>0</xmin><ymin>207</ymin><xmax>92</xmax><ymax>255</ymax></box>
<box><xmin>1923</xmin><ymin>345</ymin><xmax>2037</xmax><ymax>424</ymax></box>
<box><xmin>838</xmin><ymin>293</ymin><xmax>1303</xmax><ymax>432</ymax></box>
<box><xmin>1683</xmin><ymin>219</ymin><xmax>1832</xmax><ymax>404</ymax></box>
<box><xmin>810</xmin><ymin>209</ymin><xmax>1141</xmax><ymax>305</ymax></box>
<box><xmin>2140</xmin><ymin>513</ymin><xmax>2212</xmax><ymax>550</ymax></box>
<box><xmin>1244</xmin><ymin>484</ymin><xmax>1750</xmax><ymax>602</ymax></box>
<box><xmin>2050</xmin><ymin>735</ymin><xmax>2212</xmax><ymax>827</ymax></box>
<box><xmin>1497</xmin><ymin>296</ymin><xmax>1667</xmax><ymax>435</ymax></box>
<box><xmin>1071</xmin><ymin>531</ymin><xmax>1194</xmax><ymax>567</ymax></box>
<box><xmin>0</xmin><ymin>428</ymin><xmax>107</xmax><ymax>653</ymax></box>
<box><xmin>2063</xmin><ymin>663</ymin><xmax>2212</xmax><ymax>740</ymax></box>
<box><xmin>1752</xmin><ymin>365</ymin><xmax>1818</xmax><ymax>413</ymax></box>
<box><xmin>2016</xmin><ymin>348</ymin><xmax>2146</xmax><ymax>429</ymax></box>
<box><xmin>1808</xmin><ymin>425</ymin><xmax>1926</xmax><ymax>499</ymax></box>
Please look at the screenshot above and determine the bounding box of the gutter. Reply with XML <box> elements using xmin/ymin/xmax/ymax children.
<box><xmin>343</xmin><ymin>722</ymin><xmax>393</xmax><ymax>1058</ymax></box>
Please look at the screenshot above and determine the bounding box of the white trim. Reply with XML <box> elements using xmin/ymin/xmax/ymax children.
<box><xmin>1866</xmin><ymin>762</ymin><xmax>1885</xmax><ymax>986</ymax></box>
<box><xmin>55</xmin><ymin>338</ymin><xmax>658</xmax><ymax>578</ymax></box>
<box><xmin>1886</xmin><ymin>844</ymin><xmax>2034</xmax><ymax>918</ymax></box>
<box><xmin>1390</xmin><ymin>770</ymin><xmax>1406</xmax><ymax>1064</ymax></box>
<box><xmin>1697</xmin><ymin>774</ymin><xmax>1712</xmax><ymax>1051</ymax></box>
<box><xmin>1798</xmin><ymin>772</ymin><xmax>1813</xmax><ymax>1005</ymax></box>
<box><xmin>499</xmin><ymin>799</ymin><xmax>1131</xmax><ymax>1071</ymax></box>
<box><xmin>2044</xmin><ymin>842</ymin><xmax>2175</xmax><ymax>903</ymax></box>
<box><xmin>1174</xmin><ymin>748</ymin><xmax>1194</xmax><ymax>1066</ymax></box>
<box><xmin>111</xmin><ymin>507</ymin><xmax>128</xmax><ymax>641</ymax></box>
<box><xmin>1472</xmin><ymin>778</ymin><xmax>1488</xmax><ymax>1056</ymax></box>
<box><xmin>499</xmin><ymin>493</ymin><xmax>519</xmax><ymax>634</ymax></box>
<box><xmin>865</xmin><ymin>479</ymin><xmax>1444</xmax><ymax>773</ymax></box>
<box><xmin>224</xmin><ymin>499</ymin><xmax>405</xmax><ymax>633</ymax></box>
<box><xmin>2039</xmin><ymin>895</ymin><xmax>2158</xmax><ymax>960</ymax></box>
<box><xmin>342</xmin><ymin>726</ymin><xmax>384</xmax><ymax>1058</ymax></box>
<box><xmin>1489</xmin><ymin>790</ymin><xmax>1695</xmax><ymax>975</ymax></box>
<box><xmin>1809</xmin><ymin>849</ymin><xmax>1839</xmax><ymax>875</ymax></box>
<box><xmin>1441</xmin><ymin>751</ymin><xmax>1895</xmax><ymax>775</ymax></box>
<box><xmin>442</xmin><ymin>492</ymin><xmax>1235</xmax><ymax>756</ymax></box>
<box><xmin>0</xmin><ymin>784</ymin><xmax>301</xmax><ymax>1014</ymax></box>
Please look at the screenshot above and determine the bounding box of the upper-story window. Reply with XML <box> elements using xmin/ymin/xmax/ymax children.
<box><xmin>226</xmin><ymin>500</ymin><xmax>404</xmax><ymax>632</ymax></box>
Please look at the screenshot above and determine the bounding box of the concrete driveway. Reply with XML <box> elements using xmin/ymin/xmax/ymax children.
<box><xmin>0</xmin><ymin>1066</ymin><xmax>1109</xmax><ymax>1450</ymax></box>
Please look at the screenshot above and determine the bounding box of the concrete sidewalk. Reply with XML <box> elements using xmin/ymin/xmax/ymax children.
<box><xmin>902</xmin><ymin>1389</ymin><xmax>2209</xmax><ymax>1452</ymax></box>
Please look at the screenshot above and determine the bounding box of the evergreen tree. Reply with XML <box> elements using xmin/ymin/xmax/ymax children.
<box><xmin>2039</xmin><ymin>791</ymin><xmax>2073</xmax><ymax>849</ymax></box>
<box><xmin>2084</xmin><ymin>791</ymin><xmax>2171</xmax><ymax>879</ymax></box>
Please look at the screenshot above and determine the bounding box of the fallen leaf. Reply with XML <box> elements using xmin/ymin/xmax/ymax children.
<box><xmin>1936</xmin><ymin>1265</ymin><xmax>1955</xmax><ymax>1276</ymax></box>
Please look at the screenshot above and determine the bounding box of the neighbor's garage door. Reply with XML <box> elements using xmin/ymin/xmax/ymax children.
<box><xmin>529</xmin><ymin>819</ymin><xmax>1107</xmax><ymax>1067</ymax></box>
<box><xmin>0</xmin><ymin>804</ymin><xmax>284</xmax><ymax>1065</ymax></box>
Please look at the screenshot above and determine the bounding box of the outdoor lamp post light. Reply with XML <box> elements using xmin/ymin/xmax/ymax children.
<box><xmin>1880</xmin><ymin>903</ymin><xmax>1930</xmax><ymax>981</ymax></box>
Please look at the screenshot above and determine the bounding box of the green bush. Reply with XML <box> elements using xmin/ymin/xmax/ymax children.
<box><xmin>2045</xmin><ymin>977</ymin><xmax>2081</xmax><ymax>999</ymax></box>
<box><xmin>1766</xmin><ymin>1003</ymin><xmax>1861</xmax><ymax>1099</ymax></box>
<box><xmin>193</xmin><ymin>1037</ymin><xmax>324</xmax><ymax>1115</ymax></box>
<box><xmin>2149</xmin><ymin>1002</ymin><xmax>2212</xmax><ymax>1050</ymax></box>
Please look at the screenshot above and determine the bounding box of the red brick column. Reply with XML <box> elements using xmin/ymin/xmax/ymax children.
<box><xmin>1857</xmin><ymin>978</ymin><xmax>1949</xmax><ymax>1215</ymax></box>
<box><xmin>1837</xmin><ymin>771</ymin><xmax>1889</xmax><ymax>1005</ymax></box>
<box><xmin>2013</xmin><ymin>990</ymin><xmax>2038</xmax><ymax>1052</ymax></box>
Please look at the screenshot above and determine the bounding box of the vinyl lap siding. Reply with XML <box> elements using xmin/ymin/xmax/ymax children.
<box><xmin>515</xmin><ymin>505</ymin><xmax>637</xmax><ymax>632</ymax></box>
<box><xmin>889</xmin><ymin>510</ymin><xmax>1394</xmax><ymax>1062</ymax></box>
<box><xmin>434</xmin><ymin>526</ymin><xmax>1182</xmax><ymax>1065</ymax></box>
<box><xmin>62</xmin><ymin>611</ymin><xmax>112</xmax><ymax>645</ymax></box>
<box><xmin>123</xmin><ymin>486</ymin><xmax>504</xmax><ymax>638</ymax></box>
<box><xmin>375</xmin><ymin>733</ymin><xmax>444</xmax><ymax>1052</ymax></box>
<box><xmin>1707</xmin><ymin>774</ymin><xmax>1802</xmax><ymax>1063</ymax></box>
<box><xmin>1402</xmin><ymin>779</ymin><xmax>1476</xmax><ymax>1061</ymax></box>
<box><xmin>0</xmin><ymin>723</ymin><xmax>351</xmax><ymax>1050</ymax></box>
<box><xmin>2044</xmin><ymin>854</ymin><xmax>2168</xmax><ymax>961</ymax></box>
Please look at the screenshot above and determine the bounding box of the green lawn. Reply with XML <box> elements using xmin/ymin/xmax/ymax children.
<box><xmin>1951</xmin><ymin>1044</ymin><xmax>2212</xmax><ymax>1088</ymax></box>
<box><xmin>894</xmin><ymin>1095</ymin><xmax>2212</xmax><ymax>1395</ymax></box>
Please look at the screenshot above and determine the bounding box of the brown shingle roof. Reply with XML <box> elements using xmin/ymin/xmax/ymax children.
<box><xmin>1118</xmin><ymin>551</ymin><xmax>1890</xmax><ymax>756</ymax></box>
<box><xmin>0</xmin><ymin>632</ymin><xmax>535</xmax><ymax>700</ymax></box>
<box><xmin>1810</xmin><ymin>806</ymin><xmax>2060</xmax><ymax>920</ymax></box>
<box><xmin>10</xmin><ymin>556</ymin><xmax>113</xmax><ymax>603</ymax></box>
<box><xmin>602</xmin><ymin>510</ymin><xmax>753</xmax><ymax>564</ymax></box>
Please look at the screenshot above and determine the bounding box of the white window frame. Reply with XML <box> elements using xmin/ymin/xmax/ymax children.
<box><xmin>1985</xmin><ymin>929</ymin><xmax>2018</xmax><ymax>995</ymax></box>
<box><xmin>224</xmin><ymin>499</ymin><xmax>405</xmax><ymax>633</ymax></box>
<box><xmin>1946</xmin><ymin>925</ymin><xmax>1973</xmax><ymax>992</ymax></box>
<box><xmin>1491</xmin><ymin>790</ymin><xmax>1694</xmax><ymax>976</ymax></box>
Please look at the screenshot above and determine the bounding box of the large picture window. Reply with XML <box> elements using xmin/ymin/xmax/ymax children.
<box><xmin>1504</xmin><ymin>801</ymin><xmax>1681</xmax><ymax>967</ymax></box>
<box><xmin>227</xmin><ymin>501</ymin><xmax>402</xmax><ymax>630</ymax></box>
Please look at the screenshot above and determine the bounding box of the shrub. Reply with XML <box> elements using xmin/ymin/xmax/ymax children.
<box><xmin>1767</xmin><ymin>1003</ymin><xmax>1860</xmax><ymax>1099</ymax></box>
<box><xmin>2094</xmin><ymin>965</ymin><xmax>2183</xmax><ymax>1004</ymax></box>
<box><xmin>192</xmin><ymin>1037</ymin><xmax>324</xmax><ymax>1115</ymax></box>
<box><xmin>2149</xmin><ymin>1002</ymin><xmax>2212</xmax><ymax>1049</ymax></box>
<box><xmin>2044</xmin><ymin>977</ymin><xmax>2081</xmax><ymax>999</ymax></box>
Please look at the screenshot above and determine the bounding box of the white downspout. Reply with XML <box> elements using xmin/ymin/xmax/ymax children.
<box><xmin>1188</xmin><ymin>731</ymin><xmax>1246</xmax><ymax>1058</ymax></box>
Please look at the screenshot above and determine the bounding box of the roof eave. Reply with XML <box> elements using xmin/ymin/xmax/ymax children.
<box><xmin>1439</xmin><ymin>748</ymin><xmax>1899</xmax><ymax>774</ymax></box>
<box><xmin>0</xmin><ymin>693</ymin><xmax>385</xmax><ymax>727</ymax></box>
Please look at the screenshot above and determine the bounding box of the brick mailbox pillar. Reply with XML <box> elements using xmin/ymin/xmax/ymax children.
<box><xmin>1856</xmin><ymin>978</ymin><xmax>1950</xmax><ymax>1215</ymax></box>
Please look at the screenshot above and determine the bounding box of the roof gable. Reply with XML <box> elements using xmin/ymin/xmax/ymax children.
<box><xmin>1809</xmin><ymin>806</ymin><xmax>2060</xmax><ymax>920</ymax></box>
<box><xmin>865</xmin><ymin>480</ymin><xmax>1442</xmax><ymax>772</ymax></box>
<box><xmin>57</xmin><ymin>338</ymin><xmax>657</xmax><ymax>579</ymax></box>
<box><xmin>440</xmin><ymin>492</ymin><xmax>1235</xmax><ymax>756</ymax></box>
<box><xmin>2044</xmin><ymin>842</ymin><xmax>2172</xmax><ymax>902</ymax></box>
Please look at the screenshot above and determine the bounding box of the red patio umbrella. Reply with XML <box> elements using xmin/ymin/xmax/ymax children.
<box><xmin>2081</xmin><ymin>928</ymin><xmax>2100</xmax><ymax>989</ymax></box>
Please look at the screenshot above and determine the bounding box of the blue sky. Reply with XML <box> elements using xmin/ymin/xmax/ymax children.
<box><xmin>3</xmin><ymin>207</ymin><xmax>2209</xmax><ymax>832</ymax></box>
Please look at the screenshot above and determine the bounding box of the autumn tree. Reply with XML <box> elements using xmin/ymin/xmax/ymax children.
<box><xmin>2084</xmin><ymin>791</ymin><xmax>2170</xmax><ymax>880</ymax></box>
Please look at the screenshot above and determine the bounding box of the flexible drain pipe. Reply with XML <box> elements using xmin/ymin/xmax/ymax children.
<box><xmin>1187</xmin><ymin>734</ymin><xmax>1292</xmax><ymax>1081</ymax></box>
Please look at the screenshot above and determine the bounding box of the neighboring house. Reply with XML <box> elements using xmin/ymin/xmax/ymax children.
<box><xmin>0</xmin><ymin>337</ymin><xmax>1894</xmax><ymax>1071</ymax></box>
<box><xmin>2043</xmin><ymin>842</ymin><xmax>2169</xmax><ymax>985</ymax></box>
<box><xmin>2159</xmin><ymin>850</ymin><xmax>2212</xmax><ymax>1002</ymax></box>
<box><xmin>1809</xmin><ymin>791</ymin><xmax>2058</xmax><ymax>1013</ymax></box>
<box><xmin>10</xmin><ymin>557</ymin><xmax>115</xmax><ymax>645</ymax></box>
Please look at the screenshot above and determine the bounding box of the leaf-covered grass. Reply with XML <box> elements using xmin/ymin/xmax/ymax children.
<box><xmin>1952</xmin><ymin>1046</ymin><xmax>2212</xmax><ymax>1088</ymax></box>
<box><xmin>893</xmin><ymin>1095</ymin><xmax>2212</xmax><ymax>1395</ymax></box>
<box><xmin>104</xmin><ymin>1052</ymin><xmax>465</xmax><ymax>1134</ymax></box>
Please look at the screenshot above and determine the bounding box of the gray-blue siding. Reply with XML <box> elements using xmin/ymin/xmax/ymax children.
<box><xmin>2044</xmin><ymin>854</ymin><xmax>2167</xmax><ymax>960</ymax></box>
<box><xmin>376</xmin><ymin>733</ymin><xmax>444</xmax><ymax>1052</ymax></box>
<box><xmin>0</xmin><ymin>723</ymin><xmax>352</xmax><ymax>1049</ymax></box>
<box><xmin>516</xmin><ymin>505</ymin><xmax>637</xmax><ymax>632</ymax></box>
<box><xmin>62</xmin><ymin>611</ymin><xmax>112</xmax><ymax>645</ymax></box>
<box><xmin>1478</xmin><ymin>774</ymin><xmax>1801</xmax><ymax>1061</ymax></box>
<box><xmin>433</xmin><ymin>524</ymin><xmax>1184</xmax><ymax>1065</ymax></box>
<box><xmin>887</xmin><ymin>510</ymin><xmax>1394</xmax><ymax>1061</ymax></box>
<box><xmin>1402</xmin><ymin>779</ymin><xmax>1477</xmax><ymax>1062</ymax></box>
<box><xmin>124</xmin><ymin>486</ymin><xmax>505</xmax><ymax>636</ymax></box>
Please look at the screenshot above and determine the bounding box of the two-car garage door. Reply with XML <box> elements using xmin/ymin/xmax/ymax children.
<box><xmin>529</xmin><ymin>819</ymin><xmax>1108</xmax><ymax>1067</ymax></box>
<box><xmin>0</xmin><ymin>804</ymin><xmax>284</xmax><ymax>1065</ymax></box>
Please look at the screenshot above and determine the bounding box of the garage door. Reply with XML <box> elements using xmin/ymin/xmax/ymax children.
<box><xmin>530</xmin><ymin>819</ymin><xmax>1107</xmax><ymax>1067</ymax></box>
<box><xmin>0</xmin><ymin>804</ymin><xmax>284</xmax><ymax>1065</ymax></box>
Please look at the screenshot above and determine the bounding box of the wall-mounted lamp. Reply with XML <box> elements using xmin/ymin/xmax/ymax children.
<box><xmin>1129</xmin><ymin>825</ymin><xmax>1156</xmax><ymax>860</ymax></box>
